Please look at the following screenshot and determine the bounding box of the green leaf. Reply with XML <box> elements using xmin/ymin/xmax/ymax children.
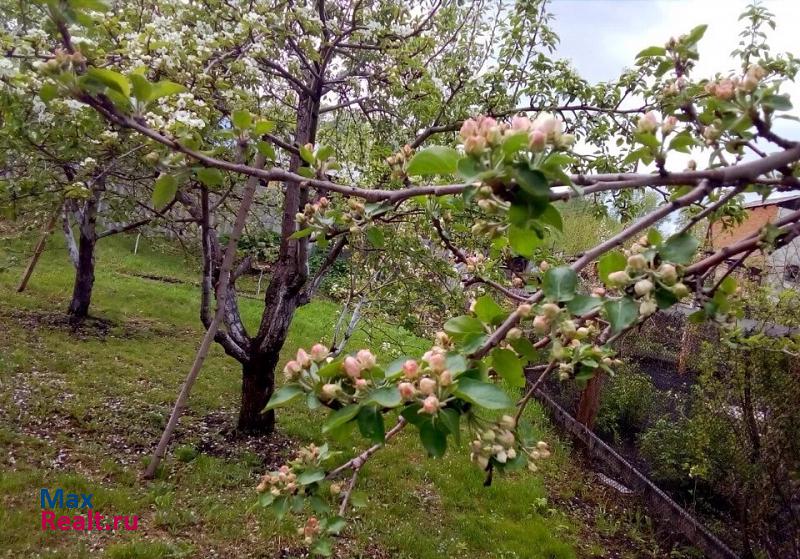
<box><xmin>263</xmin><ymin>385</ymin><xmax>304</xmax><ymax>411</ymax></box>
<box><xmin>474</xmin><ymin>295</ymin><xmax>507</xmax><ymax>326</ymax></box>
<box><xmin>149</xmin><ymin>80</ymin><xmax>186</xmax><ymax>101</ymax></box>
<box><xmin>39</xmin><ymin>83</ymin><xmax>59</xmax><ymax>103</ymax></box>
<box><xmin>299</xmin><ymin>144</ymin><xmax>315</xmax><ymax>165</ymax></box>
<box><xmin>253</xmin><ymin>120</ymin><xmax>275</xmax><ymax>135</ymax></box>
<box><xmin>444</xmin><ymin>315</ymin><xmax>485</xmax><ymax>336</ymax></box>
<box><xmin>129</xmin><ymin>73</ymin><xmax>152</xmax><ymax>102</ymax></box>
<box><xmin>152</xmin><ymin>174</ymin><xmax>178</xmax><ymax>209</ymax></box>
<box><xmin>598</xmin><ymin>251</ymin><xmax>627</xmax><ymax>285</ymax></box>
<box><xmin>406</xmin><ymin>146</ymin><xmax>459</xmax><ymax>177</ymax></box>
<box><xmin>567</xmin><ymin>294</ymin><xmax>603</xmax><ymax>316</ymax></box>
<box><xmin>365</xmin><ymin>386</ymin><xmax>401</xmax><ymax>408</ymax></box>
<box><xmin>762</xmin><ymin>94</ymin><xmax>792</xmax><ymax>112</ymax></box>
<box><xmin>502</xmin><ymin>131</ymin><xmax>529</xmax><ymax>157</ymax></box>
<box><xmin>297</xmin><ymin>468</ymin><xmax>326</xmax><ymax>485</ymax></box>
<box><xmin>509</xmin><ymin>337</ymin><xmax>539</xmax><ymax>363</ymax></box>
<box><xmin>289</xmin><ymin>227</ymin><xmax>313</xmax><ymax>240</ymax></box>
<box><xmin>603</xmin><ymin>297</ymin><xmax>639</xmax><ymax>334</ymax></box>
<box><xmin>357</xmin><ymin>405</ymin><xmax>385</xmax><ymax>443</ymax></box>
<box><xmin>540</xmin><ymin>204</ymin><xmax>563</xmax><ymax>232</ymax></box>
<box><xmin>514</xmin><ymin>167</ymin><xmax>550</xmax><ymax>205</ymax></box>
<box><xmin>271</xmin><ymin>496</ymin><xmax>289</xmax><ymax>519</ymax></box>
<box><xmin>365</xmin><ymin>227</ymin><xmax>385</xmax><ymax>248</ymax></box>
<box><xmin>685</xmin><ymin>24</ymin><xmax>708</xmax><ymax>46</ymax></box>
<box><xmin>660</xmin><ymin>231</ymin><xmax>699</xmax><ymax>265</ymax></box>
<box><xmin>87</xmin><ymin>68</ymin><xmax>130</xmax><ymax>97</ymax></box>
<box><xmin>419</xmin><ymin>422</ymin><xmax>447</xmax><ymax>458</ymax></box>
<box><xmin>490</xmin><ymin>348</ymin><xmax>524</xmax><ymax>388</ymax></box>
<box><xmin>322</xmin><ymin>404</ymin><xmax>360</xmax><ymax>433</ymax></box>
<box><xmin>325</xmin><ymin>516</ymin><xmax>346</xmax><ymax>535</ymax></box>
<box><xmin>454</xmin><ymin>378</ymin><xmax>512</xmax><ymax>410</ymax></box>
<box><xmin>196</xmin><ymin>168</ymin><xmax>223</xmax><ymax>188</ymax></box>
<box><xmin>542</xmin><ymin>266</ymin><xmax>577</xmax><ymax>302</ymax></box>
<box><xmin>636</xmin><ymin>45</ymin><xmax>667</xmax><ymax>58</ymax></box>
<box><xmin>508</xmin><ymin>224</ymin><xmax>541</xmax><ymax>258</ymax></box>
<box><xmin>310</xmin><ymin>538</ymin><xmax>332</xmax><ymax>557</ymax></box>
<box><xmin>257</xmin><ymin>141</ymin><xmax>276</xmax><ymax>160</ymax></box>
<box><xmin>437</xmin><ymin>408</ymin><xmax>460</xmax><ymax>442</ymax></box>
<box><xmin>231</xmin><ymin>109</ymin><xmax>252</xmax><ymax>130</ymax></box>
<box><xmin>668</xmin><ymin>131</ymin><xmax>696</xmax><ymax>153</ymax></box>
<box><xmin>647</xmin><ymin>228</ymin><xmax>663</xmax><ymax>246</ymax></box>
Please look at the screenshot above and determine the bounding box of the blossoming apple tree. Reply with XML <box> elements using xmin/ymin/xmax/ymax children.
<box><xmin>9</xmin><ymin>0</ymin><xmax>800</xmax><ymax>552</ymax></box>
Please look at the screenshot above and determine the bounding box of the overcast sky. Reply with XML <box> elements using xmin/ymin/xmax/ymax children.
<box><xmin>548</xmin><ymin>0</ymin><xmax>799</xmax><ymax>137</ymax></box>
<box><xmin>547</xmin><ymin>0</ymin><xmax>798</xmax><ymax>214</ymax></box>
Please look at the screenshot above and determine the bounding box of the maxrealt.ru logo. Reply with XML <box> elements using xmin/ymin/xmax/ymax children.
<box><xmin>40</xmin><ymin>489</ymin><xmax>139</xmax><ymax>531</ymax></box>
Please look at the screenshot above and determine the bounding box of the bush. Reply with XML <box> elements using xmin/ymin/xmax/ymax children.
<box><xmin>595</xmin><ymin>365</ymin><xmax>659</xmax><ymax>443</ymax></box>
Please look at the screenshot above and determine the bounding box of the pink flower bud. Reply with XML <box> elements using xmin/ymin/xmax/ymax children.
<box><xmin>637</xmin><ymin>111</ymin><xmax>658</xmax><ymax>134</ymax></box>
<box><xmin>343</xmin><ymin>356</ymin><xmax>361</xmax><ymax>378</ymax></box>
<box><xmin>296</xmin><ymin>348</ymin><xmax>311</xmax><ymax>368</ymax></box>
<box><xmin>439</xmin><ymin>370</ymin><xmax>453</xmax><ymax>386</ymax></box>
<box><xmin>421</xmin><ymin>395</ymin><xmax>440</xmax><ymax>414</ymax></box>
<box><xmin>533</xmin><ymin>315</ymin><xmax>550</xmax><ymax>335</ymax></box>
<box><xmin>402</xmin><ymin>359</ymin><xmax>419</xmax><ymax>379</ymax></box>
<box><xmin>532</xmin><ymin>112</ymin><xmax>561</xmax><ymax>139</ymax></box>
<box><xmin>355</xmin><ymin>378</ymin><xmax>368</xmax><ymax>390</ymax></box>
<box><xmin>661</xmin><ymin>116</ymin><xmax>677</xmax><ymax>135</ymax></box>
<box><xmin>419</xmin><ymin>377</ymin><xmax>437</xmax><ymax>395</ymax></box>
<box><xmin>459</xmin><ymin>118</ymin><xmax>478</xmax><ymax>139</ymax></box>
<box><xmin>428</xmin><ymin>351</ymin><xmax>446</xmax><ymax>373</ymax></box>
<box><xmin>463</xmin><ymin>135</ymin><xmax>487</xmax><ymax>155</ymax></box>
<box><xmin>310</xmin><ymin>343</ymin><xmax>329</xmax><ymax>362</ymax></box>
<box><xmin>528</xmin><ymin>129</ymin><xmax>546</xmax><ymax>152</ymax></box>
<box><xmin>510</xmin><ymin>115</ymin><xmax>531</xmax><ymax>131</ymax></box>
<box><xmin>283</xmin><ymin>360</ymin><xmax>302</xmax><ymax>378</ymax></box>
<box><xmin>356</xmin><ymin>349</ymin><xmax>376</xmax><ymax>369</ymax></box>
<box><xmin>321</xmin><ymin>383</ymin><xmax>339</xmax><ymax>400</ymax></box>
<box><xmin>517</xmin><ymin>303</ymin><xmax>533</xmax><ymax>317</ymax></box>
<box><xmin>398</xmin><ymin>382</ymin><xmax>416</xmax><ymax>399</ymax></box>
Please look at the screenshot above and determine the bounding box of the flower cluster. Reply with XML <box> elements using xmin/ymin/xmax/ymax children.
<box><xmin>385</xmin><ymin>144</ymin><xmax>414</xmax><ymax>179</ymax></box>
<box><xmin>705</xmin><ymin>64</ymin><xmax>766</xmax><ymax>100</ymax></box>
<box><xmin>469</xmin><ymin>415</ymin><xmax>519</xmax><ymax>469</ymax></box>
<box><xmin>459</xmin><ymin>113</ymin><xmax>574</xmax><ymax>157</ymax></box>
<box><xmin>397</xmin><ymin>342</ymin><xmax>455</xmax><ymax>416</ymax></box>
<box><xmin>468</xmin><ymin>415</ymin><xmax>551</xmax><ymax>472</ymax></box>
<box><xmin>607</xmin><ymin>236</ymin><xmax>691</xmax><ymax>318</ymax></box>
<box><xmin>283</xmin><ymin>344</ymin><xmax>331</xmax><ymax>382</ymax></box>
<box><xmin>636</xmin><ymin>111</ymin><xmax>678</xmax><ymax>136</ymax></box>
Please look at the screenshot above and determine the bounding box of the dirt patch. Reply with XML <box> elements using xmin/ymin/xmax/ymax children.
<box><xmin>0</xmin><ymin>307</ymin><xmax>168</xmax><ymax>340</ymax></box>
<box><xmin>185</xmin><ymin>410</ymin><xmax>297</xmax><ymax>471</ymax></box>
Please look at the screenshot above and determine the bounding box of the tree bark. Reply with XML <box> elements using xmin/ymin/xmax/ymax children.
<box><xmin>239</xmin><ymin>87</ymin><xmax>319</xmax><ymax>432</ymax></box>
<box><xmin>576</xmin><ymin>373</ymin><xmax>605</xmax><ymax>429</ymax></box>
<box><xmin>238</xmin><ymin>354</ymin><xmax>277</xmax><ymax>433</ymax></box>
<box><xmin>67</xmin><ymin>192</ymin><xmax>99</xmax><ymax>321</ymax></box>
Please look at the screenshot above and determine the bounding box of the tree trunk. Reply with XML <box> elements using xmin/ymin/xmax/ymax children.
<box><xmin>67</xmin><ymin>191</ymin><xmax>100</xmax><ymax>321</ymax></box>
<box><xmin>67</xmin><ymin>221</ymin><xmax>97</xmax><ymax>320</ymax></box>
<box><xmin>238</xmin><ymin>354</ymin><xmax>277</xmax><ymax>433</ymax></box>
<box><xmin>240</xmin><ymin>87</ymin><xmax>319</xmax><ymax>433</ymax></box>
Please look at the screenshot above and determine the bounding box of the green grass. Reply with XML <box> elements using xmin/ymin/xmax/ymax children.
<box><xmin>0</xmin><ymin>228</ymin><xmax>687</xmax><ymax>558</ymax></box>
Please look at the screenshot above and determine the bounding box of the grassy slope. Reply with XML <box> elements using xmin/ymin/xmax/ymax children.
<box><xmin>0</xmin><ymin>229</ymin><xmax>686</xmax><ymax>559</ymax></box>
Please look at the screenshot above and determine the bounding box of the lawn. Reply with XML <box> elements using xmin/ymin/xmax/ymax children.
<box><xmin>0</xmin><ymin>228</ymin><xmax>690</xmax><ymax>558</ymax></box>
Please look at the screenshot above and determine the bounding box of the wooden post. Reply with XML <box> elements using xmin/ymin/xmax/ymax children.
<box><xmin>16</xmin><ymin>205</ymin><xmax>61</xmax><ymax>293</ymax></box>
<box><xmin>576</xmin><ymin>373</ymin><xmax>605</xmax><ymax>429</ymax></box>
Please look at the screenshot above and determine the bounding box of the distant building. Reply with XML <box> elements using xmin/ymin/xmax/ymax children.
<box><xmin>708</xmin><ymin>193</ymin><xmax>800</xmax><ymax>288</ymax></box>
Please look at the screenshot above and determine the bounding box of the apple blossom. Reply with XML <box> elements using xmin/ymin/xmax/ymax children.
<box><xmin>510</xmin><ymin>115</ymin><xmax>532</xmax><ymax>131</ymax></box>
<box><xmin>506</xmin><ymin>327</ymin><xmax>523</xmax><ymax>340</ymax></box>
<box><xmin>439</xmin><ymin>370</ymin><xmax>453</xmax><ymax>386</ymax></box>
<box><xmin>608</xmin><ymin>270</ymin><xmax>631</xmax><ymax>285</ymax></box>
<box><xmin>533</xmin><ymin>315</ymin><xmax>550</xmax><ymax>335</ymax></box>
<box><xmin>658</xmin><ymin>263</ymin><xmax>678</xmax><ymax>285</ymax></box>
<box><xmin>343</xmin><ymin>356</ymin><xmax>361</xmax><ymax>378</ymax></box>
<box><xmin>421</xmin><ymin>395</ymin><xmax>440</xmax><ymax>414</ymax></box>
<box><xmin>398</xmin><ymin>382</ymin><xmax>416</xmax><ymax>399</ymax></box>
<box><xmin>634</xmin><ymin>279</ymin><xmax>654</xmax><ymax>297</ymax></box>
<box><xmin>419</xmin><ymin>377</ymin><xmax>437</xmax><ymax>395</ymax></box>
<box><xmin>636</xmin><ymin>111</ymin><xmax>658</xmax><ymax>134</ymax></box>
<box><xmin>356</xmin><ymin>349</ymin><xmax>377</xmax><ymax>369</ymax></box>
<box><xmin>528</xmin><ymin>129</ymin><xmax>546</xmax><ymax>151</ymax></box>
<box><xmin>672</xmin><ymin>282</ymin><xmax>690</xmax><ymax>298</ymax></box>
<box><xmin>427</xmin><ymin>351</ymin><xmax>447</xmax><ymax>373</ymax></box>
<box><xmin>402</xmin><ymin>359</ymin><xmax>420</xmax><ymax>379</ymax></box>
<box><xmin>321</xmin><ymin>383</ymin><xmax>339</xmax><ymax>400</ymax></box>
<box><xmin>310</xmin><ymin>344</ymin><xmax>329</xmax><ymax>362</ymax></box>
<box><xmin>517</xmin><ymin>303</ymin><xmax>533</xmax><ymax>317</ymax></box>
<box><xmin>639</xmin><ymin>299</ymin><xmax>658</xmax><ymax>317</ymax></box>
<box><xmin>296</xmin><ymin>348</ymin><xmax>311</xmax><ymax>368</ymax></box>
